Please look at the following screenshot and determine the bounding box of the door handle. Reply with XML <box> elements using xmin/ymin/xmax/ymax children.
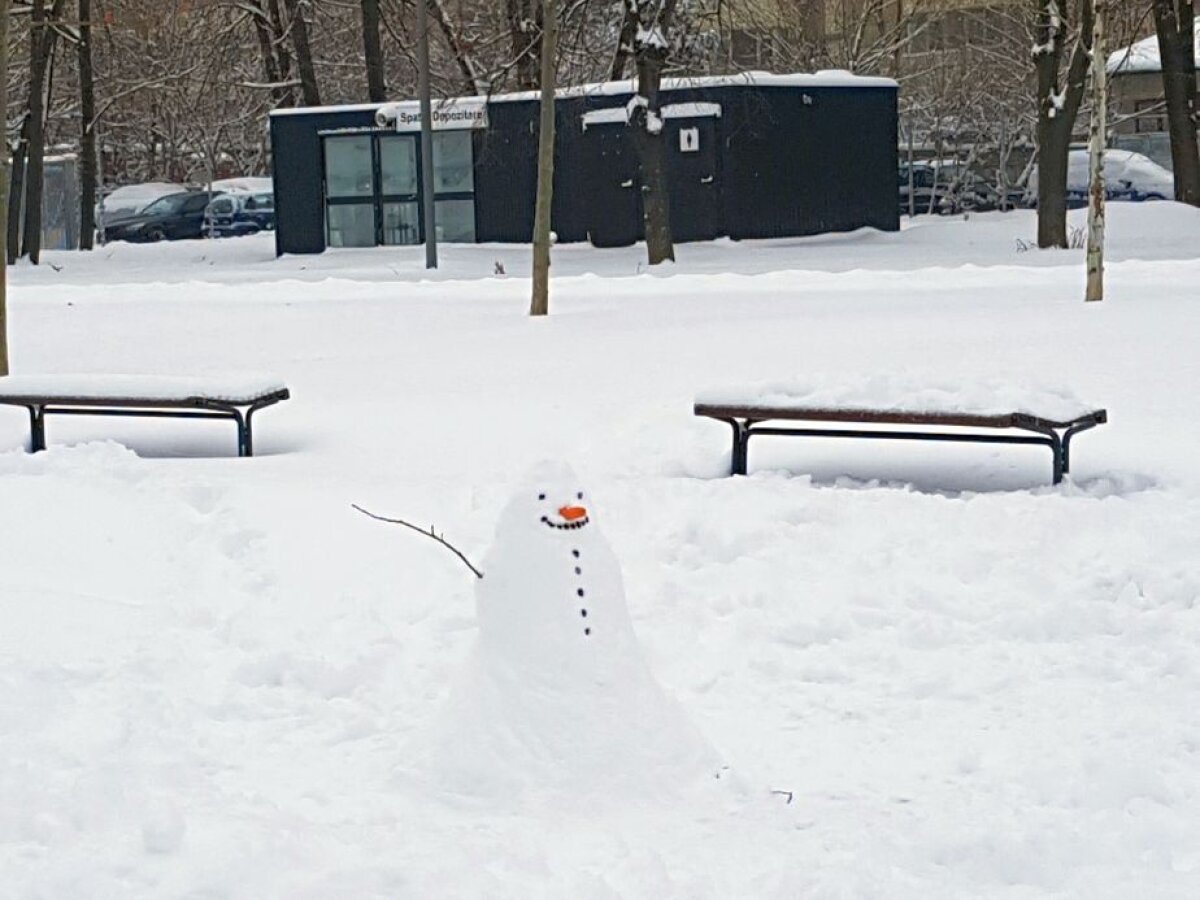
<box><xmin>620</xmin><ymin>179</ymin><xmax>633</xmax><ymax>188</ymax></box>
<box><xmin>700</xmin><ymin>176</ymin><xmax>713</xmax><ymax>184</ymax></box>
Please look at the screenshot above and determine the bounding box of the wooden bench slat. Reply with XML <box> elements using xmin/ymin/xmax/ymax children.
<box><xmin>694</xmin><ymin>401</ymin><xmax>1107</xmax><ymax>484</ymax></box>
<box><xmin>694</xmin><ymin>403</ymin><xmax>1106</xmax><ymax>431</ymax></box>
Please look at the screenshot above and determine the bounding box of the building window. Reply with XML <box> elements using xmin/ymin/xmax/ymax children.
<box><xmin>1134</xmin><ymin>99</ymin><xmax>1167</xmax><ymax>134</ymax></box>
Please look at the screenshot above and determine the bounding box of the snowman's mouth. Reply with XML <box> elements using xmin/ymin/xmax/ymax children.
<box><xmin>541</xmin><ymin>515</ymin><xmax>590</xmax><ymax>531</ymax></box>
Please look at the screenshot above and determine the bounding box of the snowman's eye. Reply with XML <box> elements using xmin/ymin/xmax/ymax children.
<box><xmin>577</xmin><ymin>492</ymin><xmax>584</xmax><ymax>500</ymax></box>
<box><xmin>537</xmin><ymin>493</ymin><xmax>546</xmax><ymax>501</ymax></box>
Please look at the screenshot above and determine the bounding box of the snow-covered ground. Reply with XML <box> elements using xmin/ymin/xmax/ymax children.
<box><xmin>3</xmin><ymin>205</ymin><xmax>1200</xmax><ymax>897</ymax></box>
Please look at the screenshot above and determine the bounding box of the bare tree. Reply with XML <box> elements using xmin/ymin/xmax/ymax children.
<box><xmin>78</xmin><ymin>0</ymin><xmax>97</xmax><ymax>250</ymax></box>
<box><xmin>624</xmin><ymin>0</ymin><xmax>678</xmax><ymax>266</ymax></box>
<box><xmin>505</xmin><ymin>0</ymin><xmax>543</xmax><ymax>90</ymax></box>
<box><xmin>22</xmin><ymin>0</ymin><xmax>68</xmax><ymax>263</ymax></box>
<box><xmin>362</xmin><ymin>0</ymin><xmax>387</xmax><ymax>101</ymax></box>
<box><xmin>281</xmin><ymin>0</ymin><xmax>322</xmax><ymax>105</ymax></box>
<box><xmin>530</xmin><ymin>0</ymin><xmax>556</xmax><ymax>316</ymax></box>
<box><xmin>1033</xmin><ymin>0</ymin><xmax>1094</xmax><ymax>249</ymax></box>
<box><xmin>0</xmin><ymin>0</ymin><xmax>9</xmax><ymax>376</ymax></box>
<box><xmin>1152</xmin><ymin>0</ymin><xmax>1200</xmax><ymax>204</ymax></box>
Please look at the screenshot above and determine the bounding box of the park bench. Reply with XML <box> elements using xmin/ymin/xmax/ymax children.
<box><xmin>0</xmin><ymin>374</ymin><xmax>290</xmax><ymax>457</ymax></box>
<box><xmin>694</xmin><ymin>379</ymin><xmax>1107</xmax><ymax>485</ymax></box>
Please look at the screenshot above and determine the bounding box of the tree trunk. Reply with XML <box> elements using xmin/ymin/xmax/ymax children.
<box><xmin>79</xmin><ymin>0</ymin><xmax>97</xmax><ymax>251</ymax></box>
<box><xmin>281</xmin><ymin>0</ymin><xmax>321</xmax><ymax>106</ymax></box>
<box><xmin>267</xmin><ymin>0</ymin><xmax>296</xmax><ymax>106</ymax></box>
<box><xmin>7</xmin><ymin>115</ymin><xmax>28</xmax><ymax>264</ymax></box>
<box><xmin>1086</xmin><ymin>0</ymin><xmax>1106</xmax><ymax>302</ymax></box>
<box><xmin>1034</xmin><ymin>0</ymin><xmax>1094</xmax><ymax>249</ymax></box>
<box><xmin>0</xmin><ymin>0</ymin><xmax>10</xmax><ymax>376</ymax></box>
<box><xmin>361</xmin><ymin>0</ymin><xmax>386</xmax><ymax>102</ymax></box>
<box><xmin>22</xmin><ymin>0</ymin><xmax>53</xmax><ymax>263</ymax></box>
<box><xmin>631</xmin><ymin>28</ymin><xmax>675</xmax><ymax>265</ymax></box>
<box><xmin>251</xmin><ymin>0</ymin><xmax>287</xmax><ymax>106</ymax></box>
<box><xmin>530</xmin><ymin>0</ymin><xmax>557</xmax><ymax>316</ymax></box>
<box><xmin>1153</xmin><ymin>0</ymin><xmax>1200</xmax><ymax>204</ymax></box>
<box><xmin>505</xmin><ymin>0</ymin><xmax>542</xmax><ymax>90</ymax></box>
<box><xmin>610</xmin><ymin>8</ymin><xmax>637</xmax><ymax>81</ymax></box>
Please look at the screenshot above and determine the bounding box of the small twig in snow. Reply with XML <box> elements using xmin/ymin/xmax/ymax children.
<box><xmin>352</xmin><ymin>504</ymin><xmax>484</xmax><ymax>579</ymax></box>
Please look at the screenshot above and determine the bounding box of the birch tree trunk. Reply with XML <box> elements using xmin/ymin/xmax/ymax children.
<box><xmin>1153</xmin><ymin>0</ymin><xmax>1200</xmax><ymax>205</ymax></box>
<box><xmin>530</xmin><ymin>0</ymin><xmax>557</xmax><ymax>316</ymax></box>
<box><xmin>1086</xmin><ymin>0</ymin><xmax>1105</xmax><ymax>302</ymax></box>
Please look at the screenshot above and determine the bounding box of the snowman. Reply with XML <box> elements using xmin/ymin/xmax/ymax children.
<box><xmin>429</xmin><ymin>462</ymin><xmax>720</xmax><ymax>798</ymax></box>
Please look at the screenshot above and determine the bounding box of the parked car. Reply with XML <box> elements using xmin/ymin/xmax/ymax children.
<box><xmin>900</xmin><ymin>162</ymin><xmax>1027</xmax><ymax>216</ymax></box>
<box><xmin>1030</xmin><ymin>149</ymin><xmax>1174</xmax><ymax>208</ymax></box>
<box><xmin>101</xmin><ymin>190</ymin><xmax>222</xmax><ymax>243</ymax></box>
<box><xmin>97</xmin><ymin>182</ymin><xmax>188</xmax><ymax>240</ymax></box>
<box><xmin>205</xmin><ymin>190</ymin><xmax>275</xmax><ymax>236</ymax></box>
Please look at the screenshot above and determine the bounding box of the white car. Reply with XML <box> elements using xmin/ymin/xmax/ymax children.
<box><xmin>1066</xmin><ymin>149</ymin><xmax>1174</xmax><ymax>201</ymax></box>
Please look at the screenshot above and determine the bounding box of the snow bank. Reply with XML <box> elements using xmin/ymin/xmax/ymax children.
<box><xmin>4</xmin><ymin>205</ymin><xmax>1200</xmax><ymax>896</ymax></box>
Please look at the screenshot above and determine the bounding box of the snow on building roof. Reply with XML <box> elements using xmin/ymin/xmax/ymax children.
<box><xmin>271</xmin><ymin>70</ymin><xmax>897</xmax><ymax>119</ymax></box>
<box><xmin>1108</xmin><ymin>18</ymin><xmax>1200</xmax><ymax>74</ymax></box>
<box><xmin>581</xmin><ymin>101</ymin><xmax>721</xmax><ymax>129</ymax></box>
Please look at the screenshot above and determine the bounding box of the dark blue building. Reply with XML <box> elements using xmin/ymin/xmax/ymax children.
<box><xmin>268</xmin><ymin>72</ymin><xmax>899</xmax><ymax>256</ymax></box>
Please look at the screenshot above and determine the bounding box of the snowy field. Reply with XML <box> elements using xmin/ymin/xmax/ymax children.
<box><xmin>3</xmin><ymin>205</ymin><xmax>1200</xmax><ymax>897</ymax></box>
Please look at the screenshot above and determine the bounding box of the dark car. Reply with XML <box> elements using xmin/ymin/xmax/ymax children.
<box><xmin>101</xmin><ymin>190</ymin><xmax>222</xmax><ymax>243</ymax></box>
<box><xmin>205</xmin><ymin>191</ymin><xmax>275</xmax><ymax>237</ymax></box>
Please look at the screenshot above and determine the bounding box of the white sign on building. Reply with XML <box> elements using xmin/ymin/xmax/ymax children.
<box><xmin>375</xmin><ymin>99</ymin><xmax>489</xmax><ymax>132</ymax></box>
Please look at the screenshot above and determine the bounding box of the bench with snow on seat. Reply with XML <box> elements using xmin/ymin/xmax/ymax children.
<box><xmin>0</xmin><ymin>374</ymin><xmax>290</xmax><ymax>457</ymax></box>
<box><xmin>694</xmin><ymin>377</ymin><xmax>1107</xmax><ymax>485</ymax></box>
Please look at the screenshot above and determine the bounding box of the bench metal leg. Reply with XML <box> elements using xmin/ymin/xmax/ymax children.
<box><xmin>725</xmin><ymin>419</ymin><xmax>751</xmax><ymax>476</ymax></box>
<box><xmin>1061</xmin><ymin>418</ymin><xmax>1100</xmax><ymax>476</ymax></box>
<box><xmin>27</xmin><ymin>405</ymin><xmax>46</xmax><ymax>452</ymax></box>
<box><xmin>232</xmin><ymin>409</ymin><xmax>250</xmax><ymax>457</ymax></box>
<box><xmin>1016</xmin><ymin>422</ymin><xmax>1066</xmax><ymax>484</ymax></box>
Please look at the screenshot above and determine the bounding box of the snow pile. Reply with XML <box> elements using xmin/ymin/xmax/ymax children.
<box><xmin>430</xmin><ymin>462</ymin><xmax>720</xmax><ymax>800</ymax></box>
<box><xmin>697</xmin><ymin>374</ymin><xmax>1101</xmax><ymax>422</ymax></box>
<box><xmin>3</xmin><ymin>207</ymin><xmax>1200</xmax><ymax>895</ymax></box>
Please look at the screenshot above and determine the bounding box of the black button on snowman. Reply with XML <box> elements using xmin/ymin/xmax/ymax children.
<box><xmin>539</xmin><ymin>491</ymin><xmax>592</xmax><ymax>636</ymax></box>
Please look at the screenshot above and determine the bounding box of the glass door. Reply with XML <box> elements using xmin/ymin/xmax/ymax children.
<box><xmin>379</xmin><ymin>136</ymin><xmax>420</xmax><ymax>245</ymax></box>
<box><xmin>324</xmin><ymin>135</ymin><xmax>376</xmax><ymax>247</ymax></box>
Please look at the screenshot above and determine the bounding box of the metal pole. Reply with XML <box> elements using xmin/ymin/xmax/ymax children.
<box><xmin>1085</xmin><ymin>0</ymin><xmax>1106</xmax><ymax>302</ymax></box>
<box><xmin>416</xmin><ymin>0</ymin><xmax>437</xmax><ymax>268</ymax></box>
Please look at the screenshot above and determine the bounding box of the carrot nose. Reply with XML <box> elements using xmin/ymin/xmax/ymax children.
<box><xmin>559</xmin><ymin>505</ymin><xmax>588</xmax><ymax>521</ymax></box>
